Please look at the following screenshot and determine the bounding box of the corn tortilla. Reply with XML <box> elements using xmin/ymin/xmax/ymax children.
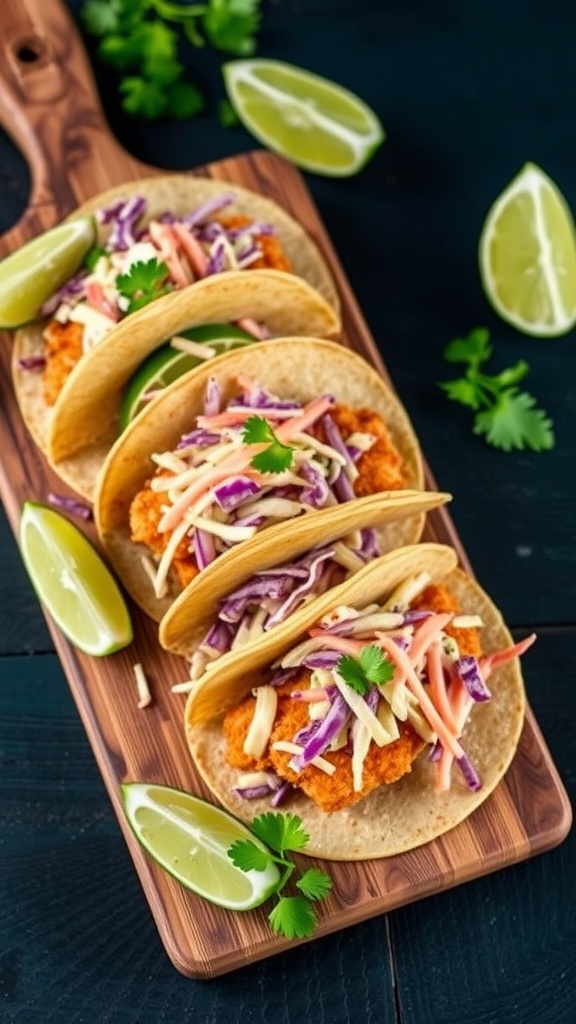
<box><xmin>185</xmin><ymin>543</ymin><xmax>527</xmax><ymax>860</ymax></box>
<box><xmin>94</xmin><ymin>338</ymin><xmax>426</xmax><ymax>623</ymax></box>
<box><xmin>11</xmin><ymin>173</ymin><xmax>340</xmax><ymax>494</ymax></box>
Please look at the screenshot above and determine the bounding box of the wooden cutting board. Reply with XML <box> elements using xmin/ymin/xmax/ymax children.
<box><xmin>0</xmin><ymin>0</ymin><xmax>571</xmax><ymax>978</ymax></box>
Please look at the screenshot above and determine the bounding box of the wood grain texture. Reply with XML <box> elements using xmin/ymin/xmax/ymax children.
<box><xmin>0</xmin><ymin>0</ymin><xmax>571</xmax><ymax>980</ymax></box>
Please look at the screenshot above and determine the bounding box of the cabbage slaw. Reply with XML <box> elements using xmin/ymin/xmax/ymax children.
<box><xmin>134</xmin><ymin>376</ymin><xmax>380</xmax><ymax>601</ymax></box>
<box><xmin>39</xmin><ymin>193</ymin><xmax>282</xmax><ymax>352</ymax></box>
<box><xmin>227</xmin><ymin>572</ymin><xmax>536</xmax><ymax>805</ymax></box>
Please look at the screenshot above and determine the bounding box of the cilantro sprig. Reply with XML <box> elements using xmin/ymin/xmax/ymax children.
<box><xmin>439</xmin><ymin>327</ymin><xmax>555</xmax><ymax>452</ymax></box>
<box><xmin>116</xmin><ymin>258</ymin><xmax>172</xmax><ymax>313</ymax></box>
<box><xmin>336</xmin><ymin>645</ymin><xmax>394</xmax><ymax>696</ymax></box>
<box><xmin>80</xmin><ymin>0</ymin><xmax>262</xmax><ymax>120</ymax></box>
<box><xmin>241</xmin><ymin>415</ymin><xmax>295</xmax><ymax>474</ymax></box>
<box><xmin>228</xmin><ymin>812</ymin><xmax>333</xmax><ymax>940</ymax></box>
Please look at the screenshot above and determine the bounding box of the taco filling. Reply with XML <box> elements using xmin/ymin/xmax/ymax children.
<box><xmin>220</xmin><ymin>573</ymin><xmax>535</xmax><ymax>812</ymax></box>
<box><xmin>129</xmin><ymin>375</ymin><xmax>409</xmax><ymax>601</ymax></box>
<box><xmin>33</xmin><ymin>193</ymin><xmax>292</xmax><ymax>406</ymax></box>
<box><xmin>185</xmin><ymin>538</ymin><xmax>381</xmax><ymax>682</ymax></box>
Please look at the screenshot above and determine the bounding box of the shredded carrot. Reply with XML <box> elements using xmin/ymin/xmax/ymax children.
<box><xmin>235</xmin><ymin>316</ymin><xmax>268</xmax><ymax>339</ymax></box>
<box><xmin>85</xmin><ymin>281</ymin><xmax>119</xmax><ymax>321</ymax></box>
<box><xmin>275</xmin><ymin>395</ymin><xmax>335</xmax><ymax>444</ymax></box>
<box><xmin>291</xmin><ymin>688</ymin><xmax>331</xmax><ymax>703</ymax></box>
<box><xmin>157</xmin><ymin>446</ymin><xmax>267</xmax><ymax>533</ymax></box>
<box><xmin>307</xmin><ymin>632</ymin><xmax>365</xmax><ymax>656</ymax></box>
<box><xmin>159</xmin><ymin>394</ymin><xmax>337</xmax><ymax>533</ymax></box>
<box><xmin>197</xmin><ymin>394</ymin><xmax>334</xmax><ymax>434</ymax></box>
<box><xmin>434</xmin><ymin>676</ymin><xmax>473</xmax><ymax>791</ymax></box>
<box><xmin>377</xmin><ymin>634</ymin><xmax>464</xmax><ymax>759</ymax></box>
<box><xmin>197</xmin><ymin>408</ymin><xmax>274</xmax><ymax>430</ymax></box>
<box><xmin>408</xmin><ymin>613</ymin><xmax>453</xmax><ymax>666</ymax></box>
<box><xmin>479</xmin><ymin>633</ymin><xmax>537</xmax><ymax>678</ymax></box>
<box><xmin>426</xmin><ymin>641</ymin><xmax>460</xmax><ymax>735</ymax></box>
<box><xmin>170</xmin><ymin>222</ymin><xmax>209</xmax><ymax>277</ymax></box>
<box><xmin>149</xmin><ymin>221</ymin><xmax>194</xmax><ymax>288</ymax></box>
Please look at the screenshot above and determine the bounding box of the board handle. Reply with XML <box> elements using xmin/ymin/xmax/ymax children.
<box><xmin>0</xmin><ymin>0</ymin><xmax>154</xmax><ymax>237</ymax></box>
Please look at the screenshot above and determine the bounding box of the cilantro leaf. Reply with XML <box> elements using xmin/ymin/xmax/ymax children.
<box><xmin>84</xmin><ymin>245</ymin><xmax>108</xmax><ymax>271</ymax></box>
<box><xmin>99</xmin><ymin>33</ymin><xmax>144</xmax><ymax>71</ymax></box>
<box><xmin>438</xmin><ymin>374</ymin><xmax>483</xmax><ymax>410</ymax></box>
<box><xmin>81</xmin><ymin>0</ymin><xmax>122</xmax><ymax>36</ymax></box>
<box><xmin>251</xmin><ymin>812</ymin><xmax>309</xmax><ymax>855</ymax></box>
<box><xmin>165</xmin><ymin>80</ymin><xmax>206</xmax><ymax>119</ymax></box>
<box><xmin>80</xmin><ymin>0</ymin><xmax>263</xmax><ymax>122</ymax></box>
<box><xmin>241</xmin><ymin>416</ymin><xmax>294</xmax><ymax>474</ymax></box>
<box><xmin>119</xmin><ymin>76</ymin><xmax>168</xmax><ymax>119</ymax></box>
<box><xmin>203</xmin><ymin>0</ymin><xmax>262</xmax><ymax>56</ymax></box>
<box><xmin>227</xmin><ymin>838</ymin><xmax>272</xmax><ymax>873</ymax></box>
<box><xmin>337</xmin><ymin>653</ymin><xmax>370</xmax><ymax>695</ymax></box>
<box><xmin>296</xmin><ymin>868</ymin><xmax>333</xmax><ymax>901</ymax></box>
<box><xmin>218</xmin><ymin>97</ymin><xmax>241</xmax><ymax>127</ymax></box>
<box><xmin>337</xmin><ymin>645</ymin><xmax>393</xmax><ymax>695</ymax></box>
<box><xmin>269</xmin><ymin>895</ymin><xmax>317</xmax><ymax>939</ymax></box>
<box><xmin>116</xmin><ymin>258</ymin><xmax>171</xmax><ymax>312</ymax></box>
<box><xmin>473</xmin><ymin>388</ymin><xmax>556</xmax><ymax>452</ymax></box>
<box><xmin>360</xmin><ymin>645</ymin><xmax>395</xmax><ymax>685</ymax></box>
<box><xmin>226</xmin><ymin>811</ymin><xmax>331</xmax><ymax>942</ymax></box>
<box><xmin>442</xmin><ymin>326</ymin><xmax>492</xmax><ymax>367</ymax></box>
<box><xmin>439</xmin><ymin>327</ymin><xmax>555</xmax><ymax>453</ymax></box>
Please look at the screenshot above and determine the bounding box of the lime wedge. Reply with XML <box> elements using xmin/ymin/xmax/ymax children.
<box><xmin>223</xmin><ymin>59</ymin><xmax>385</xmax><ymax>177</ymax></box>
<box><xmin>119</xmin><ymin>323</ymin><xmax>257</xmax><ymax>430</ymax></box>
<box><xmin>0</xmin><ymin>217</ymin><xmax>95</xmax><ymax>329</ymax></box>
<box><xmin>479</xmin><ymin>163</ymin><xmax>576</xmax><ymax>337</ymax></box>
<box><xmin>121</xmin><ymin>782</ymin><xmax>280</xmax><ymax>911</ymax></box>
<box><xmin>19</xmin><ymin>501</ymin><xmax>133</xmax><ymax>656</ymax></box>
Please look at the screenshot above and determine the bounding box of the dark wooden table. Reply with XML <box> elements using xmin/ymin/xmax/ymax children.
<box><xmin>1</xmin><ymin>1</ymin><xmax>575</xmax><ymax>1021</ymax></box>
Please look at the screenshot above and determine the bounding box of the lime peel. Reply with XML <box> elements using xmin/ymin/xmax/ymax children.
<box><xmin>19</xmin><ymin>500</ymin><xmax>133</xmax><ymax>657</ymax></box>
<box><xmin>121</xmin><ymin>782</ymin><xmax>281</xmax><ymax>911</ymax></box>
<box><xmin>223</xmin><ymin>59</ymin><xmax>385</xmax><ymax>177</ymax></box>
<box><xmin>119</xmin><ymin>323</ymin><xmax>257</xmax><ymax>430</ymax></box>
<box><xmin>479</xmin><ymin>162</ymin><xmax>576</xmax><ymax>337</ymax></box>
<box><xmin>0</xmin><ymin>217</ymin><xmax>95</xmax><ymax>329</ymax></box>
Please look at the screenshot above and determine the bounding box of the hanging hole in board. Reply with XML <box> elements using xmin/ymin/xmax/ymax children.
<box><xmin>14</xmin><ymin>36</ymin><xmax>49</xmax><ymax>67</ymax></box>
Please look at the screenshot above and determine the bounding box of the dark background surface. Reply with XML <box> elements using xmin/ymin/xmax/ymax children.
<box><xmin>1</xmin><ymin>1</ymin><xmax>575</xmax><ymax>1021</ymax></box>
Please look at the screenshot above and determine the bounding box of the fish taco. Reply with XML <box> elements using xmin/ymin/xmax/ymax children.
<box><xmin>159</xmin><ymin>490</ymin><xmax>452</xmax><ymax>666</ymax></box>
<box><xmin>185</xmin><ymin>543</ymin><xmax>534</xmax><ymax>860</ymax></box>
<box><xmin>14</xmin><ymin>268</ymin><xmax>340</xmax><ymax>500</ymax></box>
<box><xmin>94</xmin><ymin>337</ymin><xmax>426</xmax><ymax>623</ymax></box>
<box><xmin>11</xmin><ymin>174</ymin><xmax>339</xmax><ymax>477</ymax></box>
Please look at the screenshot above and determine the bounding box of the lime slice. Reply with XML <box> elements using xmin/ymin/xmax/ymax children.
<box><xmin>19</xmin><ymin>501</ymin><xmax>133</xmax><ymax>656</ymax></box>
<box><xmin>479</xmin><ymin>163</ymin><xmax>576</xmax><ymax>337</ymax></box>
<box><xmin>223</xmin><ymin>59</ymin><xmax>385</xmax><ymax>177</ymax></box>
<box><xmin>119</xmin><ymin>323</ymin><xmax>257</xmax><ymax>430</ymax></box>
<box><xmin>121</xmin><ymin>782</ymin><xmax>280</xmax><ymax>911</ymax></box>
<box><xmin>0</xmin><ymin>217</ymin><xmax>95</xmax><ymax>329</ymax></box>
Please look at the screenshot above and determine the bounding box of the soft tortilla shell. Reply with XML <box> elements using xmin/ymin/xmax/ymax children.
<box><xmin>11</xmin><ymin>171</ymin><xmax>339</xmax><ymax>466</ymax></box>
<box><xmin>94</xmin><ymin>338</ymin><xmax>425</xmax><ymax>622</ymax></box>
<box><xmin>47</xmin><ymin>269</ymin><xmax>340</xmax><ymax>460</ymax></box>
<box><xmin>185</xmin><ymin>544</ymin><xmax>527</xmax><ymax>860</ymax></box>
<box><xmin>73</xmin><ymin>176</ymin><xmax>339</xmax><ymax>311</ymax></box>
<box><xmin>159</xmin><ymin>490</ymin><xmax>452</xmax><ymax>659</ymax></box>
<box><xmin>13</xmin><ymin>267</ymin><xmax>340</xmax><ymax>496</ymax></box>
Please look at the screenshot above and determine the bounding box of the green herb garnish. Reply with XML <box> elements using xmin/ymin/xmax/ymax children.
<box><xmin>439</xmin><ymin>327</ymin><xmax>555</xmax><ymax>452</ymax></box>
<box><xmin>84</xmin><ymin>245</ymin><xmax>108</xmax><ymax>271</ymax></box>
<box><xmin>116</xmin><ymin>258</ymin><xmax>172</xmax><ymax>313</ymax></box>
<box><xmin>242</xmin><ymin>415</ymin><xmax>295</xmax><ymax>473</ymax></box>
<box><xmin>337</xmin><ymin>645</ymin><xmax>394</xmax><ymax>696</ymax></box>
<box><xmin>228</xmin><ymin>812</ymin><xmax>333</xmax><ymax>939</ymax></box>
<box><xmin>81</xmin><ymin>0</ymin><xmax>262</xmax><ymax>120</ymax></box>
